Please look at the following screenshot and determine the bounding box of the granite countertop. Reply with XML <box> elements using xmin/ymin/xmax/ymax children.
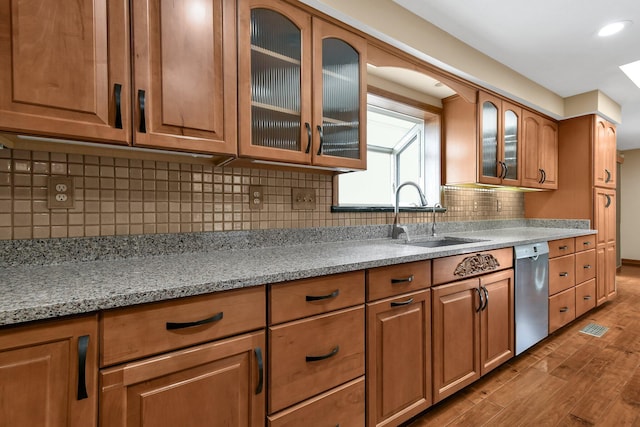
<box><xmin>0</xmin><ymin>224</ymin><xmax>595</xmax><ymax>327</ymax></box>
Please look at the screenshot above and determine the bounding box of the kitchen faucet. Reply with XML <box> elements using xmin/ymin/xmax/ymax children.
<box><xmin>431</xmin><ymin>203</ymin><xmax>442</xmax><ymax>237</ymax></box>
<box><xmin>392</xmin><ymin>181</ymin><xmax>428</xmax><ymax>240</ymax></box>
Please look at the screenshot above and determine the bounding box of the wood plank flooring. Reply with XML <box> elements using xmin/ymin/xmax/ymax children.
<box><xmin>405</xmin><ymin>266</ymin><xmax>640</xmax><ymax>426</ymax></box>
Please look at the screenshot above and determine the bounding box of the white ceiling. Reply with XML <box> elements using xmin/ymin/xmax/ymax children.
<box><xmin>392</xmin><ymin>0</ymin><xmax>640</xmax><ymax>151</ymax></box>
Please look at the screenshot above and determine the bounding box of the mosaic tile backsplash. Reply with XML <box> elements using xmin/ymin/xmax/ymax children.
<box><xmin>0</xmin><ymin>148</ymin><xmax>524</xmax><ymax>240</ymax></box>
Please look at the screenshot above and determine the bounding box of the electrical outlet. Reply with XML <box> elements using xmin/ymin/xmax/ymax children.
<box><xmin>497</xmin><ymin>200</ymin><xmax>502</xmax><ymax>212</ymax></box>
<box><xmin>48</xmin><ymin>177</ymin><xmax>75</xmax><ymax>209</ymax></box>
<box><xmin>249</xmin><ymin>185</ymin><xmax>264</xmax><ymax>210</ymax></box>
<box><xmin>292</xmin><ymin>188</ymin><xmax>316</xmax><ymax>210</ymax></box>
<box><xmin>473</xmin><ymin>200</ymin><xmax>478</xmax><ymax>212</ymax></box>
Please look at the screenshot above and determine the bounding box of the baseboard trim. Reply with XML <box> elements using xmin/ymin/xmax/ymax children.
<box><xmin>621</xmin><ymin>259</ymin><xmax>640</xmax><ymax>266</ymax></box>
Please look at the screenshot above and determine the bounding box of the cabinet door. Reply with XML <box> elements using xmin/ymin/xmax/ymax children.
<box><xmin>595</xmin><ymin>188</ymin><xmax>616</xmax><ymax>246</ymax></box>
<box><xmin>539</xmin><ymin>118</ymin><xmax>558</xmax><ymax>189</ymax></box>
<box><xmin>501</xmin><ymin>101</ymin><xmax>521</xmax><ymax>186</ymax></box>
<box><xmin>0</xmin><ymin>0</ymin><xmax>130</xmax><ymax>143</ymax></box>
<box><xmin>431</xmin><ymin>278</ymin><xmax>481</xmax><ymax>403</ymax></box>
<box><xmin>100</xmin><ymin>331</ymin><xmax>265</xmax><ymax>427</ymax></box>
<box><xmin>479</xmin><ymin>269</ymin><xmax>514</xmax><ymax>375</ymax></box>
<box><xmin>311</xmin><ymin>17</ymin><xmax>367</xmax><ymax>170</ymax></box>
<box><xmin>366</xmin><ymin>290</ymin><xmax>431</xmax><ymax>427</ymax></box>
<box><xmin>132</xmin><ymin>0</ymin><xmax>237</xmax><ymax>154</ymax></box>
<box><xmin>596</xmin><ymin>246</ymin><xmax>607</xmax><ymax>305</ymax></box>
<box><xmin>594</xmin><ymin>117</ymin><xmax>617</xmax><ymax>189</ymax></box>
<box><xmin>0</xmin><ymin>316</ymin><xmax>98</xmax><ymax>427</ymax></box>
<box><xmin>478</xmin><ymin>92</ymin><xmax>502</xmax><ymax>185</ymax></box>
<box><xmin>606</xmin><ymin>243</ymin><xmax>617</xmax><ymax>300</ymax></box>
<box><xmin>238</xmin><ymin>0</ymin><xmax>312</xmax><ymax>163</ymax></box>
<box><xmin>522</xmin><ymin>110</ymin><xmax>558</xmax><ymax>189</ymax></box>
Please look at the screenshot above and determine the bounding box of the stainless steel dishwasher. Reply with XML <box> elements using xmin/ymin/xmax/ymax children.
<box><xmin>514</xmin><ymin>242</ymin><xmax>549</xmax><ymax>355</ymax></box>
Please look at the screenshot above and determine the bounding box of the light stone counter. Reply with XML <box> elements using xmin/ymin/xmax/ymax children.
<box><xmin>0</xmin><ymin>223</ymin><xmax>595</xmax><ymax>326</ymax></box>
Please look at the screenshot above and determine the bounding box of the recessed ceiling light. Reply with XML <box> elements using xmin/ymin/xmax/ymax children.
<box><xmin>598</xmin><ymin>20</ymin><xmax>631</xmax><ymax>37</ymax></box>
<box><xmin>620</xmin><ymin>60</ymin><xmax>640</xmax><ymax>89</ymax></box>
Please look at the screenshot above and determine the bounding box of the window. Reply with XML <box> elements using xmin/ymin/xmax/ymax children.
<box><xmin>337</xmin><ymin>93</ymin><xmax>441</xmax><ymax>208</ymax></box>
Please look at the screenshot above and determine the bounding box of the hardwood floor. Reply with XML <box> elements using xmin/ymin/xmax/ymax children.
<box><xmin>406</xmin><ymin>266</ymin><xmax>640</xmax><ymax>426</ymax></box>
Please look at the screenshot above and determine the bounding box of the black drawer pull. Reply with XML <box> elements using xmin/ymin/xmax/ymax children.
<box><xmin>166</xmin><ymin>311</ymin><xmax>223</xmax><ymax>330</ymax></box>
<box><xmin>391</xmin><ymin>275</ymin><xmax>414</xmax><ymax>284</ymax></box>
<box><xmin>559</xmin><ymin>272</ymin><xmax>569</xmax><ymax>277</ymax></box>
<box><xmin>138</xmin><ymin>89</ymin><xmax>147</xmax><ymax>133</ymax></box>
<box><xmin>254</xmin><ymin>347</ymin><xmax>264</xmax><ymax>395</ymax></box>
<box><xmin>583</xmin><ymin>264</ymin><xmax>592</xmax><ymax>269</ymax></box>
<box><xmin>391</xmin><ymin>298</ymin><xmax>414</xmax><ymax>307</ymax></box>
<box><xmin>559</xmin><ymin>245</ymin><xmax>569</xmax><ymax>250</ymax></box>
<box><xmin>306</xmin><ymin>345</ymin><xmax>339</xmax><ymax>362</ymax></box>
<box><xmin>560</xmin><ymin>307</ymin><xmax>569</xmax><ymax>313</ymax></box>
<box><xmin>77</xmin><ymin>335</ymin><xmax>89</xmax><ymax>400</ymax></box>
<box><xmin>583</xmin><ymin>295</ymin><xmax>592</xmax><ymax>301</ymax></box>
<box><xmin>114</xmin><ymin>83</ymin><xmax>123</xmax><ymax>129</ymax></box>
<box><xmin>306</xmin><ymin>290</ymin><xmax>339</xmax><ymax>302</ymax></box>
<box><xmin>583</xmin><ymin>241</ymin><xmax>591</xmax><ymax>246</ymax></box>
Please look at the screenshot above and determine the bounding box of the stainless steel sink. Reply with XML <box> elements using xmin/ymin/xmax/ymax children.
<box><xmin>406</xmin><ymin>237</ymin><xmax>487</xmax><ymax>248</ymax></box>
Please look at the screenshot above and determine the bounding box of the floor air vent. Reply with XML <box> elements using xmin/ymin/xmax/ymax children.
<box><xmin>579</xmin><ymin>323</ymin><xmax>609</xmax><ymax>337</ymax></box>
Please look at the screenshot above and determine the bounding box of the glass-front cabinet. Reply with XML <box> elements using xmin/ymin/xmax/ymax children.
<box><xmin>478</xmin><ymin>91</ymin><xmax>521</xmax><ymax>186</ymax></box>
<box><xmin>238</xmin><ymin>0</ymin><xmax>366</xmax><ymax>170</ymax></box>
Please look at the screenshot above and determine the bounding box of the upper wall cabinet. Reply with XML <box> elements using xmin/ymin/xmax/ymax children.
<box><xmin>478</xmin><ymin>92</ymin><xmax>521</xmax><ymax>186</ymax></box>
<box><xmin>132</xmin><ymin>0</ymin><xmax>237</xmax><ymax>154</ymax></box>
<box><xmin>0</xmin><ymin>0</ymin><xmax>237</xmax><ymax>156</ymax></box>
<box><xmin>521</xmin><ymin>110</ymin><xmax>558</xmax><ymax>189</ymax></box>
<box><xmin>594</xmin><ymin>117</ymin><xmax>617</xmax><ymax>189</ymax></box>
<box><xmin>238</xmin><ymin>0</ymin><xmax>367</xmax><ymax>170</ymax></box>
<box><xmin>0</xmin><ymin>0</ymin><xmax>130</xmax><ymax>144</ymax></box>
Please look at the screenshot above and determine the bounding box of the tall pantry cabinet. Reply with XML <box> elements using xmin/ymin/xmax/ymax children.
<box><xmin>525</xmin><ymin>114</ymin><xmax>617</xmax><ymax>304</ymax></box>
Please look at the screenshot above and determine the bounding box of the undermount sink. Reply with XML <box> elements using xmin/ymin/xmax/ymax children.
<box><xmin>406</xmin><ymin>237</ymin><xmax>487</xmax><ymax>248</ymax></box>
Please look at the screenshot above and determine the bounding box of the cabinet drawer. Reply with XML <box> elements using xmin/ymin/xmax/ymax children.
<box><xmin>549</xmin><ymin>254</ymin><xmax>575</xmax><ymax>295</ymax></box>
<box><xmin>267</xmin><ymin>377</ymin><xmax>365</xmax><ymax>427</ymax></box>
<box><xmin>432</xmin><ymin>248</ymin><xmax>513</xmax><ymax>285</ymax></box>
<box><xmin>366</xmin><ymin>260</ymin><xmax>431</xmax><ymax>301</ymax></box>
<box><xmin>575</xmin><ymin>235</ymin><xmax>596</xmax><ymax>252</ymax></box>
<box><xmin>549</xmin><ymin>287</ymin><xmax>575</xmax><ymax>333</ymax></box>
<box><xmin>549</xmin><ymin>238</ymin><xmax>575</xmax><ymax>258</ymax></box>
<box><xmin>101</xmin><ymin>286</ymin><xmax>265</xmax><ymax>366</ymax></box>
<box><xmin>270</xmin><ymin>271</ymin><xmax>364</xmax><ymax>324</ymax></box>
<box><xmin>575</xmin><ymin>279</ymin><xmax>596</xmax><ymax>318</ymax></box>
<box><xmin>269</xmin><ymin>306</ymin><xmax>365</xmax><ymax>413</ymax></box>
<box><xmin>575</xmin><ymin>249</ymin><xmax>596</xmax><ymax>284</ymax></box>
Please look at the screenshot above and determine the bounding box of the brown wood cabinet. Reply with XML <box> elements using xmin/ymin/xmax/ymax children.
<box><xmin>431</xmin><ymin>268</ymin><xmax>514</xmax><ymax>403</ymax></box>
<box><xmin>0</xmin><ymin>0</ymin><xmax>130</xmax><ymax>144</ymax></box>
<box><xmin>0</xmin><ymin>315</ymin><xmax>98</xmax><ymax>427</ymax></box>
<box><xmin>366</xmin><ymin>289</ymin><xmax>431</xmax><ymax>427</ymax></box>
<box><xmin>100</xmin><ymin>331</ymin><xmax>265</xmax><ymax>427</ymax></box>
<box><xmin>594</xmin><ymin>117</ymin><xmax>617</xmax><ymax>189</ymax></box>
<box><xmin>595</xmin><ymin>187</ymin><xmax>617</xmax><ymax>304</ymax></box>
<box><xmin>521</xmin><ymin>110</ymin><xmax>558</xmax><ymax>189</ymax></box>
<box><xmin>238</xmin><ymin>0</ymin><xmax>367</xmax><ymax>170</ymax></box>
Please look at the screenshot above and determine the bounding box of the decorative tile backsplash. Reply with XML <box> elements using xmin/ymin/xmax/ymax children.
<box><xmin>0</xmin><ymin>147</ymin><xmax>524</xmax><ymax>240</ymax></box>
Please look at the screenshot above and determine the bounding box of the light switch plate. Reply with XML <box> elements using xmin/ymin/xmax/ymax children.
<box><xmin>48</xmin><ymin>177</ymin><xmax>75</xmax><ymax>209</ymax></box>
<box><xmin>292</xmin><ymin>188</ymin><xmax>316</xmax><ymax>210</ymax></box>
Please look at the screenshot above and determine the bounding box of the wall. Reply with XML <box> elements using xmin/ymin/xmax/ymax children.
<box><xmin>620</xmin><ymin>149</ymin><xmax>640</xmax><ymax>261</ymax></box>
<box><xmin>0</xmin><ymin>147</ymin><xmax>523</xmax><ymax>240</ymax></box>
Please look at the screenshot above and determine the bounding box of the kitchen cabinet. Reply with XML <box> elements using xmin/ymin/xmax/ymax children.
<box><xmin>431</xmin><ymin>250</ymin><xmax>514</xmax><ymax>403</ymax></box>
<box><xmin>477</xmin><ymin>92</ymin><xmax>522</xmax><ymax>186</ymax></box>
<box><xmin>99</xmin><ymin>286</ymin><xmax>266</xmax><ymax>427</ymax></box>
<box><xmin>594</xmin><ymin>117</ymin><xmax>617</xmax><ymax>189</ymax></box>
<box><xmin>0</xmin><ymin>315</ymin><xmax>98</xmax><ymax>427</ymax></box>
<box><xmin>0</xmin><ymin>0</ymin><xmax>237</xmax><ymax>155</ymax></box>
<box><xmin>595</xmin><ymin>188</ymin><xmax>617</xmax><ymax>304</ymax></box>
<box><xmin>365</xmin><ymin>261</ymin><xmax>432</xmax><ymax>427</ymax></box>
<box><xmin>268</xmin><ymin>272</ymin><xmax>365</xmax><ymax>424</ymax></box>
<box><xmin>521</xmin><ymin>110</ymin><xmax>558</xmax><ymax>189</ymax></box>
<box><xmin>238</xmin><ymin>0</ymin><xmax>367</xmax><ymax>170</ymax></box>
<box><xmin>0</xmin><ymin>0</ymin><xmax>130</xmax><ymax>144</ymax></box>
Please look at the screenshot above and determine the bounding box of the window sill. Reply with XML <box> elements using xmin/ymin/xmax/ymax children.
<box><xmin>331</xmin><ymin>206</ymin><xmax>447</xmax><ymax>213</ymax></box>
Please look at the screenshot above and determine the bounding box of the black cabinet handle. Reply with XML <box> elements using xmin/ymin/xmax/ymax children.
<box><xmin>538</xmin><ymin>169</ymin><xmax>544</xmax><ymax>184</ymax></box>
<box><xmin>584</xmin><ymin>264</ymin><xmax>592</xmax><ymax>269</ymax></box>
<box><xmin>316</xmin><ymin>125</ymin><xmax>324</xmax><ymax>155</ymax></box>
<box><xmin>77</xmin><ymin>335</ymin><xmax>89</xmax><ymax>400</ymax></box>
<box><xmin>503</xmin><ymin>162</ymin><xmax>509</xmax><ymax>179</ymax></box>
<box><xmin>138</xmin><ymin>89</ymin><xmax>147</xmax><ymax>133</ymax></box>
<box><xmin>305</xmin><ymin>122</ymin><xmax>312</xmax><ymax>154</ymax></box>
<box><xmin>254</xmin><ymin>347</ymin><xmax>263</xmax><ymax>395</ymax></box>
<box><xmin>584</xmin><ymin>295</ymin><xmax>592</xmax><ymax>301</ymax></box>
<box><xmin>559</xmin><ymin>245</ymin><xmax>569</xmax><ymax>250</ymax></box>
<box><xmin>391</xmin><ymin>297</ymin><xmax>414</xmax><ymax>307</ymax></box>
<box><xmin>481</xmin><ymin>286</ymin><xmax>489</xmax><ymax>311</ymax></box>
<box><xmin>306</xmin><ymin>289</ymin><xmax>339</xmax><ymax>302</ymax></box>
<box><xmin>605</xmin><ymin>194</ymin><xmax>611</xmax><ymax>208</ymax></box>
<box><xmin>391</xmin><ymin>275</ymin><xmax>414</xmax><ymax>284</ymax></box>
<box><xmin>475</xmin><ymin>287</ymin><xmax>483</xmax><ymax>313</ymax></box>
<box><xmin>166</xmin><ymin>311</ymin><xmax>223</xmax><ymax>330</ymax></box>
<box><xmin>114</xmin><ymin>83</ymin><xmax>123</xmax><ymax>129</ymax></box>
<box><xmin>583</xmin><ymin>241</ymin><xmax>591</xmax><ymax>246</ymax></box>
<box><xmin>306</xmin><ymin>345</ymin><xmax>339</xmax><ymax>362</ymax></box>
<box><xmin>605</xmin><ymin>169</ymin><xmax>611</xmax><ymax>183</ymax></box>
<box><xmin>559</xmin><ymin>272</ymin><xmax>569</xmax><ymax>277</ymax></box>
<box><xmin>560</xmin><ymin>307</ymin><xmax>569</xmax><ymax>313</ymax></box>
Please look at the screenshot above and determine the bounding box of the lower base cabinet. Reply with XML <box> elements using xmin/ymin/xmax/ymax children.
<box><xmin>0</xmin><ymin>315</ymin><xmax>98</xmax><ymax>427</ymax></box>
<box><xmin>366</xmin><ymin>289</ymin><xmax>431</xmax><ymax>427</ymax></box>
<box><xmin>100</xmin><ymin>331</ymin><xmax>265</xmax><ymax>427</ymax></box>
